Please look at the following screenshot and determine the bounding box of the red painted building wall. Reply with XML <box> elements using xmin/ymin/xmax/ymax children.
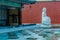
<box><xmin>22</xmin><ymin>2</ymin><xmax>60</xmax><ymax>24</ymax></box>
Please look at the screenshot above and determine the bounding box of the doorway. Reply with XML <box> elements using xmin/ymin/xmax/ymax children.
<box><xmin>7</xmin><ymin>8</ymin><xmax>21</xmax><ymax>26</ymax></box>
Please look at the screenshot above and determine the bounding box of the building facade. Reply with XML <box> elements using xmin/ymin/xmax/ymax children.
<box><xmin>22</xmin><ymin>2</ymin><xmax>60</xmax><ymax>25</ymax></box>
<box><xmin>0</xmin><ymin>0</ymin><xmax>36</xmax><ymax>26</ymax></box>
<box><xmin>0</xmin><ymin>0</ymin><xmax>21</xmax><ymax>26</ymax></box>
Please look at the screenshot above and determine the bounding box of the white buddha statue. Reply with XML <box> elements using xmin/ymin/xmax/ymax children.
<box><xmin>41</xmin><ymin>7</ymin><xmax>51</xmax><ymax>27</ymax></box>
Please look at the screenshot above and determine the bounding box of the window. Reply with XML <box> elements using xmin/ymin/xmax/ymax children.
<box><xmin>0</xmin><ymin>6</ymin><xmax>7</xmax><ymax>26</ymax></box>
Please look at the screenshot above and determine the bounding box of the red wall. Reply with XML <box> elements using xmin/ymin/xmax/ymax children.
<box><xmin>22</xmin><ymin>2</ymin><xmax>60</xmax><ymax>24</ymax></box>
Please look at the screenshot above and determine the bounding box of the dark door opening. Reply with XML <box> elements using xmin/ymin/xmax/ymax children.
<box><xmin>7</xmin><ymin>7</ymin><xmax>21</xmax><ymax>26</ymax></box>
